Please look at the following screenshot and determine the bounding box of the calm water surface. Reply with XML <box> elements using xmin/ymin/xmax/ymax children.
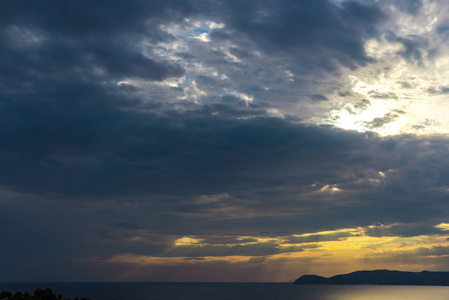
<box><xmin>1</xmin><ymin>283</ymin><xmax>449</xmax><ymax>300</ymax></box>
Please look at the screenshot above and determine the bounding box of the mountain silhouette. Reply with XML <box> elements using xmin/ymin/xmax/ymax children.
<box><xmin>294</xmin><ymin>270</ymin><xmax>449</xmax><ymax>286</ymax></box>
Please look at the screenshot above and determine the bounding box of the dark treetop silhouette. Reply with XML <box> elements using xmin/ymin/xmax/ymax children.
<box><xmin>0</xmin><ymin>288</ymin><xmax>89</xmax><ymax>300</ymax></box>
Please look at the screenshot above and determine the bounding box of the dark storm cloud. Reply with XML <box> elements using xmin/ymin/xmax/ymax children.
<box><xmin>0</xmin><ymin>0</ymin><xmax>193</xmax><ymax>91</ymax></box>
<box><xmin>211</xmin><ymin>0</ymin><xmax>385</xmax><ymax>72</ymax></box>
<box><xmin>0</xmin><ymin>0</ymin><xmax>200</xmax><ymax>37</ymax></box>
<box><xmin>0</xmin><ymin>102</ymin><xmax>367</xmax><ymax>197</ymax></box>
<box><xmin>4</xmin><ymin>108</ymin><xmax>449</xmax><ymax>235</ymax></box>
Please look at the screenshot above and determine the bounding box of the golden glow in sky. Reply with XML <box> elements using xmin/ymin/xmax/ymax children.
<box><xmin>312</xmin><ymin>1</ymin><xmax>449</xmax><ymax>136</ymax></box>
<box><xmin>93</xmin><ymin>223</ymin><xmax>449</xmax><ymax>282</ymax></box>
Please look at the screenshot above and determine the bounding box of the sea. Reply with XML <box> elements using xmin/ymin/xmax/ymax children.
<box><xmin>1</xmin><ymin>282</ymin><xmax>449</xmax><ymax>300</ymax></box>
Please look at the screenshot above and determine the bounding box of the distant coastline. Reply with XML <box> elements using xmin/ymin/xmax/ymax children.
<box><xmin>294</xmin><ymin>270</ymin><xmax>449</xmax><ymax>286</ymax></box>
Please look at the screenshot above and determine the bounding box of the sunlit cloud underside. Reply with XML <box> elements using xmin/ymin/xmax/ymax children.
<box><xmin>93</xmin><ymin>223</ymin><xmax>449</xmax><ymax>281</ymax></box>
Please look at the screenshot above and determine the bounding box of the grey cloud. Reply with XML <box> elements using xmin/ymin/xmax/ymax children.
<box><xmin>365</xmin><ymin>224</ymin><xmax>444</xmax><ymax>238</ymax></box>
<box><xmin>175</xmin><ymin>0</ymin><xmax>387</xmax><ymax>112</ymax></box>
<box><xmin>427</xmin><ymin>86</ymin><xmax>449</xmax><ymax>95</ymax></box>
<box><xmin>427</xmin><ymin>87</ymin><xmax>438</xmax><ymax>94</ymax></box>
<box><xmin>339</xmin><ymin>91</ymin><xmax>352</xmax><ymax>97</ymax></box>
<box><xmin>0</xmin><ymin>0</ymin><xmax>197</xmax><ymax>35</ymax></box>
<box><xmin>398</xmin><ymin>38</ymin><xmax>425</xmax><ymax>64</ymax></box>
<box><xmin>159</xmin><ymin>242</ymin><xmax>319</xmax><ymax>257</ymax></box>
<box><xmin>0</xmin><ymin>100</ymin><xmax>369</xmax><ymax>198</ymax></box>
<box><xmin>393</xmin><ymin>0</ymin><xmax>423</xmax><ymax>15</ymax></box>
<box><xmin>365</xmin><ymin>110</ymin><xmax>404</xmax><ymax>128</ymax></box>
<box><xmin>386</xmin><ymin>33</ymin><xmax>428</xmax><ymax>65</ymax></box>
<box><xmin>354</xmin><ymin>99</ymin><xmax>371</xmax><ymax>111</ymax></box>
<box><xmin>248</xmin><ymin>256</ymin><xmax>268</xmax><ymax>263</ymax></box>
<box><xmin>310</xmin><ymin>94</ymin><xmax>329</xmax><ymax>102</ymax></box>
<box><xmin>363</xmin><ymin>245</ymin><xmax>449</xmax><ymax>264</ymax></box>
<box><xmin>286</xmin><ymin>232</ymin><xmax>357</xmax><ymax>244</ymax></box>
<box><xmin>398</xmin><ymin>81</ymin><xmax>413</xmax><ymax>89</ymax></box>
<box><xmin>209</xmin><ymin>0</ymin><xmax>385</xmax><ymax>75</ymax></box>
<box><xmin>201</xmin><ymin>236</ymin><xmax>259</xmax><ymax>245</ymax></box>
<box><xmin>368</xmin><ymin>91</ymin><xmax>398</xmax><ymax>99</ymax></box>
<box><xmin>0</xmin><ymin>0</ymin><xmax>193</xmax><ymax>91</ymax></box>
<box><xmin>184</xmin><ymin>257</ymin><xmax>206</xmax><ymax>261</ymax></box>
<box><xmin>437</xmin><ymin>24</ymin><xmax>449</xmax><ymax>34</ymax></box>
<box><xmin>345</xmin><ymin>99</ymin><xmax>371</xmax><ymax>115</ymax></box>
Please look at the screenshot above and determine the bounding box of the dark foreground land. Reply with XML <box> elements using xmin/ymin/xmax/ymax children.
<box><xmin>0</xmin><ymin>288</ymin><xmax>89</xmax><ymax>300</ymax></box>
<box><xmin>294</xmin><ymin>270</ymin><xmax>449</xmax><ymax>286</ymax></box>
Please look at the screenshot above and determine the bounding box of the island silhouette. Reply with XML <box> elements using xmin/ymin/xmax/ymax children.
<box><xmin>294</xmin><ymin>270</ymin><xmax>449</xmax><ymax>286</ymax></box>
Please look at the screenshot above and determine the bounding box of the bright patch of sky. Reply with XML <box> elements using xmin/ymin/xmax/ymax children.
<box><xmin>138</xmin><ymin>2</ymin><xmax>449</xmax><ymax>137</ymax></box>
<box><xmin>319</xmin><ymin>0</ymin><xmax>449</xmax><ymax>135</ymax></box>
<box><xmin>190</xmin><ymin>27</ymin><xmax>210</xmax><ymax>42</ymax></box>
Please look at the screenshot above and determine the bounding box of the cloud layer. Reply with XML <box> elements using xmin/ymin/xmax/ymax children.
<box><xmin>2</xmin><ymin>0</ymin><xmax>449</xmax><ymax>281</ymax></box>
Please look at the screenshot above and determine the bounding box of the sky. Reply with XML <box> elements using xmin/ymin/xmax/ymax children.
<box><xmin>3</xmin><ymin>0</ymin><xmax>449</xmax><ymax>282</ymax></box>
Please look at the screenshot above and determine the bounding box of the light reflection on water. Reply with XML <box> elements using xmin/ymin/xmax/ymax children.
<box><xmin>317</xmin><ymin>285</ymin><xmax>449</xmax><ymax>300</ymax></box>
<box><xmin>1</xmin><ymin>283</ymin><xmax>449</xmax><ymax>300</ymax></box>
